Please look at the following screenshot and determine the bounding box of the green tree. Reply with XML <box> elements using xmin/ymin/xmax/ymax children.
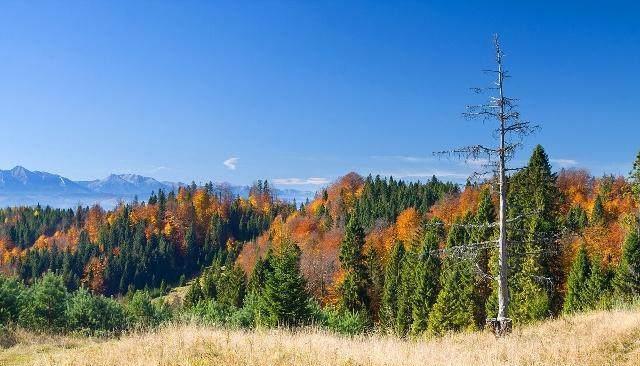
<box><xmin>427</xmin><ymin>218</ymin><xmax>477</xmax><ymax>335</ymax></box>
<box><xmin>507</xmin><ymin>146</ymin><xmax>559</xmax><ymax>320</ymax></box>
<box><xmin>258</xmin><ymin>241</ymin><xmax>310</xmax><ymax>327</ymax></box>
<box><xmin>630</xmin><ymin>151</ymin><xmax>640</xmax><ymax>203</ymax></box>
<box><xmin>380</xmin><ymin>241</ymin><xmax>404</xmax><ymax>333</ymax></box>
<box><xmin>563</xmin><ymin>245</ymin><xmax>591</xmax><ymax>313</ymax></box>
<box><xmin>0</xmin><ymin>275</ymin><xmax>23</xmax><ymax>326</ymax></box>
<box><xmin>184</xmin><ymin>279</ymin><xmax>204</xmax><ymax>307</ymax></box>
<box><xmin>583</xmin><ymin>256</ymin><xmax>609</xmax><ymax>310</ymax></box>
<box><xmin>613</xmin><ymin>230</ymin><xmax>640</xmax><ymax>299</ymax></box>
<box><xmin>19</xmin><ymin>272</ymin><xmax>68</xmax><ymax>332</ymax></box>
<box><xmin>338</xmin><ymin>215</ymin><xmax>369</xmax><ymax>313</ymax></box>
<box><xmin>410</xmin><ymin>223</ymin><xmax>442</xmax><ymax>335</ymax></box>
<box><xmin>591</xmin><ymin>195</ymin><xmax>606</xmax><ymax>226</ymax></box>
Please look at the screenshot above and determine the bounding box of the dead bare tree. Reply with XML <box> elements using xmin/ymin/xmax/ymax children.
<box><xmin>438</xmin><ymin>35</ymin><xmax>537</xmax><ymax>336</ymax></box>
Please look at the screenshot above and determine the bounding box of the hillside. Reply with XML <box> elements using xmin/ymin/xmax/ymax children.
<box><xmin>2</xmin><ymin>308</ymin><xmax>639</xmax><ymax>366</ymax></box>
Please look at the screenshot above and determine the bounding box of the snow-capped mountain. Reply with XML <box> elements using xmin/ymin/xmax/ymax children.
<box><xmin>0</xmin><ymin>166</ymin><xmax>315</xmax><ymax>208</ymax></box>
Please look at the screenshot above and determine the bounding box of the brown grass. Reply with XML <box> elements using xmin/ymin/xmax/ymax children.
<box><xmin>2</xmin><ymin>308</ymin><xmax>640</xmax><ymax>366</ymax></box>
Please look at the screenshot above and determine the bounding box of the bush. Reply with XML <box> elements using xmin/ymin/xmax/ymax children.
<box><xmin>18</xmin><ymin>272</ymin><xmax>68</xmax><ymax>332</ymax></box>
<box><xmin>0</xmin><ymin>275</ymin><xmax>23</xmax><ymax>326</ymax></box>
<box><xmin>126</xmin><ymin>291</ymin><xmax>170</xmax><ymax>329</ymax></box>
<box><xmin>324</xmin><ymin>308</ymin><xmax>369</xmax><ymax>336</ymax></box>
<box><xmin>181</xmin><ymin>300</ymin><xmax>234</xmax><ymax>325</ymax></box>
<box><xmin>66</xmin><ymin>288</ymin><xmax>127</xmax><ymax>335</ymax></box>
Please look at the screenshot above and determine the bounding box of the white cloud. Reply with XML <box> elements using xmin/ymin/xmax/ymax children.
<box><xmin>273</xmin><ymin>177</ymin><xmax>330</xmax><ymax>185</ymax></box>
<box><xmin>551</xmin><ymin>158</ymin><xmax>578</xmax><ymax>168</ymax></box>
<box><xmin>371</xmin><ymin>155</ymin><xmax>433</xmax><ymax>163</ymax></box>
<box><xmin>223</xmin><ymin>157</ymin><xmax>239</xmax><ymax>170</ymax></box>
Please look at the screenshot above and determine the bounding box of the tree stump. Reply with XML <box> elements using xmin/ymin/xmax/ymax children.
<box><xmin>486</xmin><ymin>318</ymin><xmax>512</xmax><ymax>337</ymax></box>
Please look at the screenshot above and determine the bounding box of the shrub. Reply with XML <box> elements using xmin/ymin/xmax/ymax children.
<box><xmin>126</xmin><ymin>291</ymin><xmax>170</xmax><ymax>329</ymax></box>
<box><xmin>324</xmin><ymin>308</ymin><xmax>369</xmax><ymax>336</ymax></box>
<box><xmin>0</xmin><ymin>275</ymin><xmax>23</xmax><ymax>326</ymax></box>
<box><xmin>18</xmin><ymin>272</ymin><xmax>68</xmax><ymax>332</ymax></box>
<box><xmin>66</xmin><ymin>288</ymin><xmax>127</xmax><ymax>335</ymax></box>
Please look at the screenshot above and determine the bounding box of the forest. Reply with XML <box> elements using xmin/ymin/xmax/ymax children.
<box><xmin>2</xmin><ymin>145</ymin><xmax>640</xmax><ymax>338</ymax></box>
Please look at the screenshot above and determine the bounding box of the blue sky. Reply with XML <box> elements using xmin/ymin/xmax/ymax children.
<box><xmin>0</xmin><ymin>1</ymin><xmax>638</xmax><ymax>190</ymax></box>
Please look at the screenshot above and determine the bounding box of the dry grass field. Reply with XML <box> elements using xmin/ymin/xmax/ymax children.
<box><xmin>2</xmin><ymin>308</ymin><xmax>640</xmax><ymax>366</ymax></box>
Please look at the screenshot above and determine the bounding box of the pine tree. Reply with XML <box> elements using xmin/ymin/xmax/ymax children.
<box><xmin>583</xmin><ymin>256</ymin><xmax>609</xmax><ymax>310</ymax></box>
<box><xmin>427</xmin><ymin>218</ymin><xmax>477</xmax><ymax>335</ymax></box>
<box><xmin>410</xmin><ymin>223</ymin><xmax>442</xmax><ymax>335</ymax></box>
<box><xmin>613</xmin><ymin>230</ymin><xmax>640</xmax><ymax>299</ymax></box>
<box><xmin>380</xmin><ymin>241</ymin><xmax>404</xmax><ymax>333</ymax></box>
<box><xmin>591</xmin><ymin>195</ymin><xmax>606</xmax><ymax>226</ymax></box>
<box><xmin>338</xmin><ymin>215</ymin><xmax>369</xmax><ymax>313</ymax></box>
<box><xmin>630</xmin><ymin>151</ymin><xmax>640</xmax><ymax>203</ymax></box>
<box><xmin>184</xmin><ymin>279</ymin><xmax>203</xmax><ymax>307</ymax></box>
<box><xmin>563</xmin><ymin>245</ymin><xmax>591</xmax><ymax>313</ymax></box>
<box><xmin>507</xmin><ymin>146</ymin><xmax>559</xmax><ymax>320</ymax></box>
<box><xmin>472</xmin><ymin>188</ymin><xmax>495</xmax><ymax>324</ymax></box>
<box><xmin>258</xmin><ymin>241</ymin><xmax>310</xmax><ymax>327</ymax></box>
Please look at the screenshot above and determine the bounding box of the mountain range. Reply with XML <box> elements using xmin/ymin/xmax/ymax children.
<box><xmin>0</xmin><ymin>166</ymin><xmax>315</xmax><ymax>209</ymax></box>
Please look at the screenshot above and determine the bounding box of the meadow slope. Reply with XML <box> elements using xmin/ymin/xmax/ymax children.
<box><xmin>2</xmin><ymin>308</ymin><xmax>640</xmax><ymax>366</ymax></box>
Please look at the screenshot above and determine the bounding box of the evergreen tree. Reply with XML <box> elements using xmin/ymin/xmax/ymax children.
<box><xmin>583</xmin><ymin>256</ymin><xmax>609</xmax><ymax>310</ymax></box>
<box><xmin>471</xmin><ymin>188</ymin><xmax>495</xmax><ymax>324</ymax></box>
<box><xmin>507</xmin><ymin>145</ymin><xmax>559</xmax><ymax>321</ymax></box>
<box><xmin>338</xmin><ymin>215</ymin><xmax>369</xmax><ymax>313</ymax></box>
<box><xmin>613</xmin><ymin>230</ymin><xmax>640</xmax><ymax>299</ymax></box>
<box><xmin>258</xmin><ymin>241</ymin><xmax>310</xmax><ymax>327</ymax></box>
<box><xmin>630</xmin><ymin>151</ymin><xmax>640</xmax><ymax>203</ymax></box>
<box><xmin>566</xmin><ymin>205</ymin><xmax>588</xmax><ymax>232</ymax></box>
<box><xmin>184</xmin><ymin>279</ymin><xmax>204</xmax><ymax>307</ymax></box>
<box><xmin>563</xmin><ymin>245</ymin><xmax>591</xmax><ymax>313</ymax></box>
<box><xmin>19</xmin><ymin>272</ymin><xmax>68</xmax><ymax>331</ymax></box>
<box><xmin>410</xmin><ymin>223</ymin><xmax>442</xmax><ymax>335</ymax></box>
<box><xmin>427</xmin><ymin>218</ymin><xmax>477</xmax><ymax>335</ymax></box>
<box><xmin>380</xmin><ymin>241</ymin><xmax>404</xmax><ymax>333</ymax></box>
<box><xmin>591</xmin><ymin>195</ymin><xmax>606</xmax><ymax>226</ymax></box>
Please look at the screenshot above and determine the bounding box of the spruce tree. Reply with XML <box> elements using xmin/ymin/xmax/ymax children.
<box><xmin>338</xmin><ymin>215</ymin><xmax>369</xmax><ymax>313</ymax></box>
<box><xmin>613</xmin><ymin>230</ymin><xmax>640</xmax><ymax>299</ymax></box>
<box><xmin>583</xmin><ymin>256</ymin><xmax>609</xmax><ymax>310</ymax></box>
<box><xmin>380</xmin><ymin>241</ymin><xmax>404</xmax><ymax>333</ymax></box>
<box><xmin>410</xmin><ymin>223</ymin><xmax>442</xmax><ymax>335</ymax></box>
<box><xmin>184</xmin><ymin>279</ymin><xmax>203</xmax><ymax>307</ymax></box>
<box><xmin>472</xmin><ymin>188</ymin><xmax>495</xmax><ymax>324</ymax></box>
<box><xmin>427</xmin><ymin>218</ymin><xmax>477</xmax><ymax>335</ymax></box>
<box><xmin>258</xmin><ymin>241</ymin><xmax>310</xmax><ymax>327</ymax></box>
<box><xmin>630</xmin><ymin>151</ymin><xmax>640</xmax><ymax>202</ymax></box>
<box><xmin>507</xmin><ymin>146</ymin><xmax>559</xmax><ymax>320</ymax></box>
<box><xmin>591</xmin><ymin>195</ymin><xmax>606</xmax><ymax>226</ymax></box>
<box><xmin>563</xmin><ymin>245</ymin><xmax>591</xmax><ymax>313</ymax></box>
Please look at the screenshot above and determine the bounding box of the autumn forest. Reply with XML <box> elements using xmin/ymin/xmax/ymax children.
<box><xmin>2</xmin><ymin>145</ymin><xmax>640</xmax><ymax>340</ymax></box>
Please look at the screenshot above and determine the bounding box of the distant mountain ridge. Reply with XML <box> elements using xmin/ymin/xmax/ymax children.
<box><xmin>0</xmin><ymin>166</ymin><xmax>315</xmax><ymax>209</ymax></box>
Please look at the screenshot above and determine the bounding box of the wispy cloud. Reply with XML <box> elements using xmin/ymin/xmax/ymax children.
<box><xmin>223</xmin><ymin>157</ymin><xmax>239</xmax><ymax>170</ymax></box>
<box><xmin>551</xmin><ymin>158</ymin><xmax>578</xmax><ymax>168</ymax></box>
<box><xmin>273</xmin><ymin>177</ymin><xmax>330</xmax><ymax>185</ymax></box>
<box><xmin>147</xmin><ymin>166</ymin><xmax>171</xmax><ymax>174</ymax></box>
<box><xmin>371</xmin><ymin>155</ymin><xmax>434</xmax><ymax>163</ymax></box>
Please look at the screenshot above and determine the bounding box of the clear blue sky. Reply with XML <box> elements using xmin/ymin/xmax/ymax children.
<box><xmin>0</xmin><ymin>1</ymin><xmax>638</xmax><ymax>190</ymax></box>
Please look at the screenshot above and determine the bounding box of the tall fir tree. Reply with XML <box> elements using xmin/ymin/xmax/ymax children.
<box><xmin>507</xmin><ymin>145</ymin><xmax>560</xmax><ymax>321</ymax></box>
<box><xmin>258</xmin><ymin>241</ymin><xmax>310</xmax><ymax>327</ymax></box>
<box><xmin>427</xmin><ymin>216</ymin><xmax>477</xmax><ymax>335</ymax></box>
<box><xmin>563</xmin><ymin>245</ymin><xmax>591</xmax><ymax>313</ymax></box>
<box><xmin>380</xmin><ymin>241</ymin><xmax>404</xmax><ymax>333</ymax></box>
<box><xmin>471</xmin><ymin>188</ymin><xmax>496</xmax><ymax>325</ymax></box>
<box><xmin>591</xmin><ymin>194</ymin><xmax>606</xmax><ymax>226</ymax></box>
<box><xmin>613</xmin><ymin>230</ymin><xmax>640</xmax><ymax>299</ymax></box>
<box><xmin>410</xmin><ymin>221</ymin><xmax>442</xmax><ymax>335</ymax></box>
<box><xmin>338</xmin><ymin>215</ymin><xmax>370</xmax><ymax>314</ymax></box>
